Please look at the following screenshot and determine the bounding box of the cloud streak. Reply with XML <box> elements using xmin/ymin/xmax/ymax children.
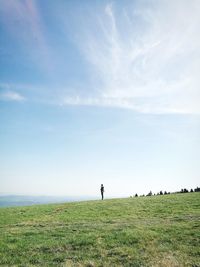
<box><xmin>0</xmin><ymin>91</ymin><xmax>25</xmax><ymax>102</ymax></box>
<box><xmin>0</xmin><ymin>0</ymin><xmax>52</xmax><ymax>72</ymax></box>
<box><xmin>1</xmin><ymin>1</ymin><xmax>199</xmax><ymax>114</ymax></box>
<box><xmin>63</xmin><ymin>0</ymin><xmax>200</xmax><ymax>114</ymax></box>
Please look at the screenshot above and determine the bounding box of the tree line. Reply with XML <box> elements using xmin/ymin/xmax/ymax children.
<box><xmin>132</xmin><ymin>186</ymin><xmax>200</xmax><ymax>198</ymax></box>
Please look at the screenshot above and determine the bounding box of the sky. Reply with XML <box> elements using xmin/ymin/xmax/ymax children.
<box><xmin>0</xmin><ymin>0</ymin><xmax>200</xmax><ymax>198</ymax></box>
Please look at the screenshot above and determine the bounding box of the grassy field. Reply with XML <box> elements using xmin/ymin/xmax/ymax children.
<box><xmin>0</xmin><ymin>193</ymin><xmax>199</xmax><ymax>267</ymax></box>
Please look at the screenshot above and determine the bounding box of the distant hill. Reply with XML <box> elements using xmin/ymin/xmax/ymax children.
<box><xmin>0</xmin><ymin>193</ymin><xmax>199</xmax><ymax>266</ymax></box>
<box><xmin>0</xmin><ymin>195</ymin><xmax>97</xmax><ymax>207</ymax></box>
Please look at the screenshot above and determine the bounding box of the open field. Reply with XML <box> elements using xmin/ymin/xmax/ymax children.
<box><xmin>0</xmin><ymin>193</ymin><xmax>199</xmax><ymax>267</ymax></box>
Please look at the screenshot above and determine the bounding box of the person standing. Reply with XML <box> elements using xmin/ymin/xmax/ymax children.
<box><xmin>100</xmin><ymin>184</ymin><xmax>104</xmax><ymax>200</ymax></box>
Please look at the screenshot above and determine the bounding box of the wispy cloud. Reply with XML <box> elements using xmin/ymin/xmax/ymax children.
<box><xmin>0</xmin><ymin>83</ymin><xmax>26</xmax><ymax>102</ymax></box>
<box><xmin>0</xmin><ymin>0</ymin><xmax>52</xmax><ymax>72</ymax></box>
<box><xmin>62</xmin><ymin>1</ymin><xmax>200</xmax><ymax>114</ymax></box>
<box><xmin>0</xmin><ymin>91</ymin><xmax>25</xmax><ymax>102</ymax></box>
<box><xmin>1</xmin><ymin>1</ymin><xmax>199</xmax><ymax>114</ymax></box>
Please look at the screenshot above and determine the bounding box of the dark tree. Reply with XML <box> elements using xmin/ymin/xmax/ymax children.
<box><xmin>147</xmin><ymin>191</ymin><xmax>152</xmax><ymax>196</ymax></box>
<box><xmin>160</xmin><ymin>191</ymin><xmax>163</xmax><ymax>195</ymax></box>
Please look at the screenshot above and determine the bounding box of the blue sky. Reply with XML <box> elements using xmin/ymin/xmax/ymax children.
<box><xmin>0</xmin><ymin>0</ymin><xmax>199</xmax><ymax>197</ymax></box>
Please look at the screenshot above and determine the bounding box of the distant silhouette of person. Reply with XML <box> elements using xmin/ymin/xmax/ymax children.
<box><xmin>100</xmin><ymin>184</ymin><xmax>104</xmax><ymax>200</ymax></box>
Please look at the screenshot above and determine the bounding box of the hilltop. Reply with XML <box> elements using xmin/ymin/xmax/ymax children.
<box><xmin>0</xmin><ymin>193</ymin><xmax>199</xmax><ymax>266</ymax></box>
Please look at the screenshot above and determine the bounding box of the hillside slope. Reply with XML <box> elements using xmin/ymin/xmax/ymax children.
<box><xmin>0</xmin><ymin>193</ymin><xmax>199</xmax><ymax>267</ymax></box>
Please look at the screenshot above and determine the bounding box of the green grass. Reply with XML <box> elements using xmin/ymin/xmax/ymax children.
<box><xmin>0</xmin><ymin>193</ymin><xmax>199</xmax><ymax>267</ymax></box>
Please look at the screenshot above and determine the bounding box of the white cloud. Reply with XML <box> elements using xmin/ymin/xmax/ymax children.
<box><xmin>1</xmin><ymin>1</ymin><xmax>199</xmax><ymax>114</ymax></box>
<box><xmin>63</xmin><ymin>0</ymin><xmax>200</xmax><ymax>114</ymax></box>
<box><xmin>0</xmin><ymin>91</ymin><xmax>25</xmax><ymax>102</ymax></box>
